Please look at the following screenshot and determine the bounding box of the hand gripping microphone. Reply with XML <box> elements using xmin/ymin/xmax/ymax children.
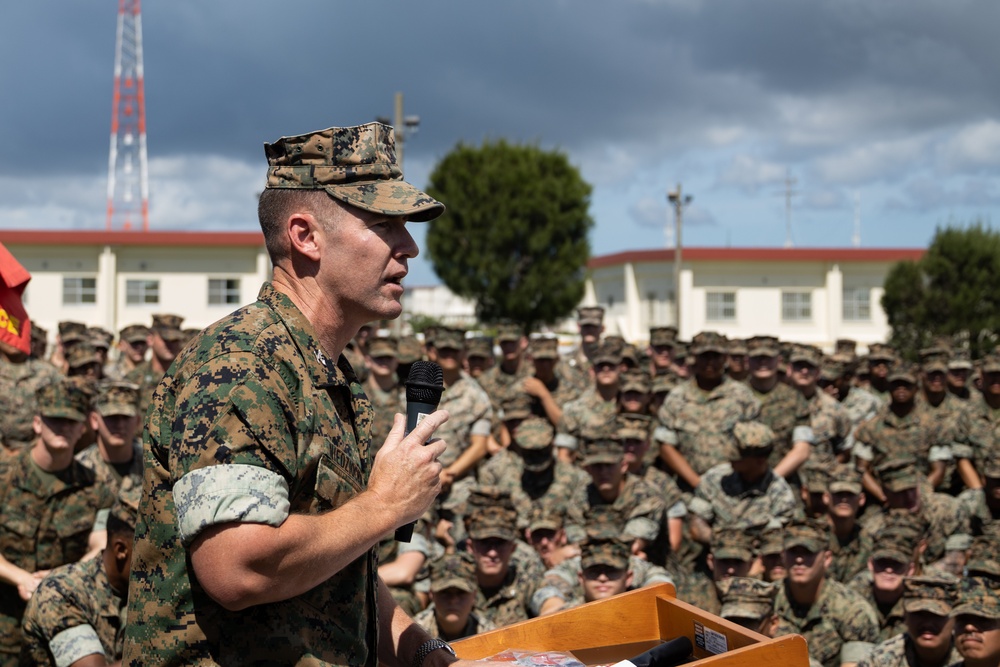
<box><xmin>394</xmin><ymin>360</ymin><xmax>445</xmax><ymax>542</ymax></box>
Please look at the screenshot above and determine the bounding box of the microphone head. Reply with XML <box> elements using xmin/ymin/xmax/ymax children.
<box><xmin>405</xmin><ymin>360</ymin><xmax>444</xmax><ymax>404</ymax></box>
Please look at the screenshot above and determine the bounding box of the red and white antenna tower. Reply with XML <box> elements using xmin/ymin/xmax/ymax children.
<box><xmin>105</xmin><ymin>0</ymin><xmax>149</xmax><ymax>231</ymax></box>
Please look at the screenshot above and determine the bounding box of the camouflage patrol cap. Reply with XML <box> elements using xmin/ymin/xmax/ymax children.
<box><xmin>728</xmin><ymin>338</ymin><xmax>748</xmax><ymax>356</ymax></box>
<box><xmin>36</xmin><ymin>378</ymin><xmax>91</xmax><ymax>421</ymax></box>
<box><xmin>366</xmin><ymin>336</ymin><xmax>398</xmax><ymax>358</ymax></box>
<box><xmin>919</xmin><ymin>347</ymin><xmax>950</xmax><ymax>374</ymax></box>
<box><xmin>529</xmin><ymin>336</ymin><xmax>559</xmax><ymax>360</ymax></box>
<box><xmin>982</xmin><ymin>456</ymin><xmax>1000</xmax><ymax>479</ymax></box>
<box><xmin>512</xmin><ymin>416</ymin><xmax>554</xmax><ymax>450</ymax></box>
<box><xmin>649</xmin><ymin>326</ymin><xmax>678</xmax><ymax>348</ymax></box>
<box><xmin>592</xmin><ymin>338</ymin><xmax>624</xmax><ymax>366</ymax></box>
<box><xmin>577</xmin><ymin>306</ymin><xmax>605</xmax><ymax>327</ymax></box>
<box><xmin>784</xmin><ymin>518</ymin><xmax>830</xmax><ymax>553</ymax></box>
<box><xmin>616</xmin><ymin>413</ymin><xmax>652</xmax><ymax>442</ymax></box>
<box><xmin>951</xmin><ymin>576</ymin><xmax>1000</xmax><ymax>620</ymax></box>
<box><xmin>876</xmin><ymin>456</ymin><xmax>920</xmax><ymax>492</ymax></box>
<box><xmin>733</xmin><ymin>421</ymin><xmax>776</xmax><ymax>458</ymax></box>
<box><xmin>96</xmin><ymin>381</ymin><xmax>140</xmax><ymax>417</ymax></box>
<box><xmin>500</xmin><ymin>393</ymin><xmax>533</xmax><ymax>421</ymax></box>
<box><xmin>820</xmin><ymin>357</ymin><xmax>849</xmax><ymax>382</ymax></box>
<box><xmin>264</xmin><ymin>122</ymin><xmax>445</xmax><ymax>222</ymax></box>
<box><xmin>867</xmin><ymin>343</ymin><xmax>896</xmax><ymax>363</ymax></box>
<box><xmin>871</xmin><ymin>527</ymin><xmax>916</xmax><ymax>564</ymax></box>
<box><xmin>757</xmin><ymin>526</ymin><xmax>784</xmax><ymax>556</ymax></box>
<box><xmin>396</xmin><ymin>336</ymin><xmax>423</xmax><ymax>364</ymax></box>
<box><xmin>58</xmin><ymin>320</ymin><xmax>88</xmax><ymax>345</ymax></box>
<box><xmin>789</xmin><ymin>345</ymin><xmax>823</xmax><ymax>367</ymax></box>
<box><xmin>67</xmin><ymin>342</ymin><xmax>101</xmax><ymax>369</ymax></box>
<box><xmin>801</xmin><ymin>464</ymin><xmax>831</xmax><ymax>494</ymax></box>
<box><xmin>584</xmin><ymin>506</ymin><xmax>625</xmax><ymax>540</ymax></box>
<box><xmin>119</xmin><ymin>324</ymin><xmax>150</xmax><ymax>343</ymax></box>
<box><xmin>620</xmin><ymin>342</ymin><xmax>639</xmax><ymax>367</ymax></box>
<box><xmin>109</xmin><ymin>476</ymin><xmax>141</xmax><ymax>531</ymax></box>
<box><xmin>903</xmin><ymin>572</ymin><xmax>958</xmax><ymax>616</ymax></box>
<box><xmin>421</xmin><ymin>326</ymin><xmax>438</xmax><ymax>348</ymax></box>
<box><xmin>981</xmin><ymin>352</ymin><xmax>1000</xmax><ymax>374</ymax></box>
<box><xmin>747</xmin><ymin>335</ymin><xmax>780</xmax><ymax>357</ymax></box>
<box><xmin>619</xmin><ymin>369</ymin><xmax>651</xmax><ymax>394</ymax></box>
<box><xmin>966</xmin><ymin>535</ymin><xmax>1000</xmax><ymax>577</ymax></box>
<box><xmin>713</xmin><ymin>526</ymin><xmax>755</xmax><ymax>561</ymax></box>
<box><xmin>651</xmin><ymin>374</ymin><xmax>675</xmax><ymax>395</ymax></box>
<box><xmin>496</xmin><ymin>323</ymin><xmax>523</xmax><ymax>343</ymax></box>
<box><xmin>835</xmin><ymin>339</ymin><xmax>858</xmax><ymax>358</ymax></box>
<box><xmin>690</xmin><ymin>331</ymin><xmax>728</xmax><ymax>355</ymax></box>
<box><xmin>580</xmin><ymin>436</ymin><xmax>623</xmax><ymax>467</ymax></box>
<box><xmin>466</xmin><ymin>486</ymin><xmax>518</xmax><ymax>542</ymax></box>
<box><xmin>433</xmin><ymin>327</ymin><xmax>465</xmax><ymax>351</ymax></box>
<box><xmin>580</xmin><ymin>537</ymin><xmax>631</xmax><ymax>571</ymax></box>
<box><xmin>87</xmin><ymin>327</ymin><xmax>113</xmax><ymax>349</ymax></box>
<box><xmin>429</xmin><ymin>552</ymin><xmax>477</xmax><ymax>594</ymax></box>
<box><xmin>719</xmin><ymin>577</ymin><xmax>777</xmax><ymax>621</ymax></box>
<box><xmin>888</xmin><ymin>361</ymin><xmax>919</xmax><ymax>384</ymax></box>
<box><xmin>527</xmin><ymin>506</ymin><xmax>563</xmax><ymax>532</ymax></box>
<box><xmin>151</xmin><ymin>313</ymin><xmax>185</xmax><ymax>341</ymax></box>
<box><xmin>464</xmin><ymin>336</ymin><xmax>493</xmax><ymax>359</ymax></box>
<box><xmin>948</xmin><ymin>348</ymin><xmax>973</xmax><ymax>371</ymax></box>
<box><xmin>30</xmin><ymin>324</ymin><xmax>47</xmax><ymax>345</ymax></box>
<box><xmin>827</xmin><ymin>463</ymin><xmax>863</xmax><ymax>495</ymax></box>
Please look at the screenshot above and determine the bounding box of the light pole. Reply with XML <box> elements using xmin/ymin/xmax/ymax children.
<box><xmin>376</xmin><ymin>92</ymin><xmax>421</xmax><ymax>175</ymax></box>
<box><xmin>668</xmin><ymin>184</ymin><xmax>692</xmax><ymax>333</ymax></box>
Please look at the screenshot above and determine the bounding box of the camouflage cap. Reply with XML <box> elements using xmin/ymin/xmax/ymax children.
<box><xmin>264</xmin><ymin>122</ymin><xmax>444</xmax><ymax>222</ymax></box>
<box><xmin>584</xmin><ymin>506</ymin><xmax>626</xmax><ymax>540</ymax></box>
<box><xmin>529</xmin><ymin>336</ymin><xmax>559</xmax><ymax>360</ymax></box>
<box><xmin>690</xmin><ymin>331</ymin><xmax>729</xmax><ymax>355</ymax></box>
<box><xmin>527</xmin><ymin>505</ymin><xmax>563</xmax><ymax>533</ymax></box>
<box><xmin>620</xmin><ymin>342</ymin><xmax>639</xmax><ymax>367</ymax></box>
<box><xmin>580</xmin><ymin>537</ymin><xmax>631</xmax><ymax>571</ymax></box>
<box><xmin>982</xmin><ymin>456</ymin><xmax>1000</xmax><ymax>479</ymax></box>
<box><xmin>713</xmin><ymin>526</ymin><xmax>755</xmax><ymax>561</ymax></box>
<box><xmin>719</xmin><ymin>577</ymin><xmax>777</xmax><ymax>621</ymax></box>
<box><xmin>784</xmin><ymin>518</ymin><xmax>830</xmax><ymax>553</ymax></box>
<box><xmin>756</xmin><ymin>526</ymin><xmax>785</xmax><ymax>556</ymax></box>
<box><xmin>58</xmin><ymin>320</ymin><xmax>88</xmax><ymax>345</ymax></box>
<box><xmin>592</xmin><ymin>338</ymin><xmax>624</xmax><ymax>366</ymax></box>
<box><xmin>429</xmin><ymin>552</ymin><xmax>477</xmax><ymax>594</ymax></box>
<box><xmin>801</xmin><ymin>464</ymin><xmax>831</xmax><ymax>494</ymax></box>
<box><xmin>981</xmin><ymin>352</ymin><xmax>1000</xmax><ymax>374</ymax></box>
<box><xmin>119</xmin><ymin>324</ymin><xmax>150</xmax><ymax>343</ymax></box>
<box><xmin>464</xmin><ymin>336</ymin><xmax>493</xmax><ymax>359</ymax></box>
<box><xmin>30</xmin><ymin>324</ymin><xmax>47</xmax><ymax>344</ymax></box>
<box><xmin>733</xmin><ymin>421</ymin><xmax>775</xmax><ymax>458</ymax></box>
<box><xmin>512</xmin><ymin>416</ymin><xmax>555</xmax><ymax>450</ymax></box>
<box><xmin>856</xmin><ymin>358</ymin><xmax>870</xmax><ymax>376</ymax></box>
<box><xmin>109</xmin><ymin>476</ymin><xmax>141</xmax><ymax>531</ymax></box>
<box><xmin>466</xmin><ymin>487</ymin><xmax>518</xmax><ymax>541</ymax></box>
<box><xmin>495</xmin><ymin>323</ymin><xmax>523</xmax><ymax>343</ymax></box>
<box><xmin>649</xmin><ymin>326</ymin><xmax>678</xmax><ymax>348</ymax></box>
<box><xmin>433</xmin><ymin>327</ymin><xmax>465</xmax><ymax>351</ymax></box>
<box><xmin>36</xmin><ymin>378</ymin><xmax>91</xmax><ymax>422</ymax></box>
<box><xmin>421</xmin><ymin>326</ymin><xmax>438</xmax><ymax>348</ymax></box>
<box><xmin>577</xmin><ymin>306</ymin><xmax>605</xmax><ymax>327</ymax></box>
<box><xmin>151</xmin><ymin>313</ymin><xmax>186</xmax><ymax>341</ymax></box>
<box><xmin>827</xmin><ymin>463</ymin><xmax>863</xmax><ymax>495</ymax></box>
<box><xmin>867</xmin><ymin>343</ymin><xmax>896</xmax><ymax>363</ymax></box>
<box><xmin>871</xmin><ymin>527</ymin><xmax>916</xmax><ymax>564</ymax></box>
<box><xmin>95</xmin><ymin>381</ymin><xmax>140</xmax><ymax>417</ymax></box>
<box><xmin>876</xmin><ymin>456</ymin><xmax>920</xmax><ymax>492</ymax></box>
<box><xmin>951</xmin><ymin>576</ymin><xmax>1000</xmax><ymax>620</ymax></box>
<box><xmin>948</xmin><ymin>348</ymin><xmax>973</xmax><ymax>371</ymax></box>
<box><xmin>966</xmin><ymin>535</ymin><xmax>1000</xmax><ymax>577</ymax></box>
<box><xmin>396</xmin><ymin>336</ymin><xmax>423</xmax><ymax>364</ymax></box>
<box><xmin>66</xmin><ymin>342</ymin><xmax>102</xmax><ymax>369</ymax></box>
<box><xmin>903</xmin><ymin>572</ymin><xmax>958</xmax><ymax>616</ymax></box>
<box><xmin>728</xmin><ymin>338</ymin><xmax>749</xmax><ymax>356</ymax></box>
<box><xmin>747</xmin><ymin>335</ymin><xmax>780</xmax><ymax>358</ymax></box>
<box><xmin>616</xmin><ymin>413</ymin><xmax>652</xmax><ymax>442</ymax></box>
<box><xmin>820</xmin><ymin>357</ymin><xmax>849</xmax><ymax>382</ymax></box>
<box><xmin>366</xmin><ymin>336</ymin><xmax>398</xmax><ymax>358</ymax></box>
<box><xmin>789</xmin><ymin>345</ymin><xmax>823</xmax><ymax>367</ymax></box>
<box><xmin>619</xmin><ymin>369</ymin><xmax>651</xmax><ymax>394</ymax></box>
<box><xmin>651</xmin><ymin>374</ymin><xmax>676</xmax><ymax>395</ymax></box>
<box><xmin>580</xmin><ymin>436</ymin><xmax>623</xmax><ymax>467</ymax></box>
<box><xmin>888</xmin><ymin>361</ymin><xmax>919</xmax><ymax>384</ymax></box>
<box><xmin>500</xmin><ymin>393</ymin><xmax>533</xmax><ymax>421</ymax></box>
<box><xmin>835</xmin><ymin>339</ymin><xmax>858</xmax><ymax>358</ymax></box>
<box><xmin>919</xmin><ymin>347</ymin><xmax>950</xmax><ymax>374</ymax></box>
<box><xmin>87</xmin><ymin>327</ymin><xmax>113</xmax><ymax>349</ymax></box>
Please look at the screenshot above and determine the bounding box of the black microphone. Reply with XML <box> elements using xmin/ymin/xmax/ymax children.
<box><xmin>612</xmin><ymin>637</ymin><xmax>694</xmax><ymax>667</ymax></box>
<box><xmin>394</xmin><ymin>360</ymin><xmax>445</xmax><ymax>542</ymax></box>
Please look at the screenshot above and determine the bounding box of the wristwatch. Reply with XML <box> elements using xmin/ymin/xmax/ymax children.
<box><xmin>413</xmin><ymin>638</ymin><xmax>456</xmax><ymax>667</ymax></box>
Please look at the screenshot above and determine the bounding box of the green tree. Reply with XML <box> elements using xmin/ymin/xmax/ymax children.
<box><xmin>424</xmin><ymin>139</ymin><xmax>594</xmax><ymax>333</ymax></box>
<box><xmin>882</xmin><ymin>223</ymin><xmax>1000</xmax><ymax>359</ymax></box>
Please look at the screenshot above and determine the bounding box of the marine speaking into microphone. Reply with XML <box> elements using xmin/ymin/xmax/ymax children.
<box><xmin>396</xmin><ymin>359</ymin><xmax>445</xmax><ymax>542</ymax></box>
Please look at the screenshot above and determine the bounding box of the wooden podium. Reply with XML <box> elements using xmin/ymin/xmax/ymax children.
<box><xmin>452</xmin><ymin>583</ymin><xmax>808</xmax><ymax>667</ymax></box>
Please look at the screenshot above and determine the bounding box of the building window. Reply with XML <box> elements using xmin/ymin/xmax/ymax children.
<box><xmin>782</xmin><ymin>291</ymin><xmax>812</xmax><ymax>321</ymax></box>
<box><xmin>208</xmin><ymin>278</ymin><xmax>241</xmax><ymax>305</ymax></box>
<box><xmin>843</xmin><ymin>287</ymin><xmax>871</xmax><ymax>321</ymax></box>
<box><xmin>706</xmin><ymin>291</ymin><xmax>736</xmax><ymax>321</ymax></box>
<box><xmin>126</xmin><ymin>279</ymin><xmax>160</xmax><ymax>305</ymax></box>
<box><xmin>63</xmin><ymin>277</ymin><xmax>97</xmax><ymax>305</ymax></box>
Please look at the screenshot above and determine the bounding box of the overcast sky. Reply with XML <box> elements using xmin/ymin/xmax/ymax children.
<box><xmin>3</xmin><ymin>1</ymin><xmax>1000</xmax><ymax>284</ymax></box>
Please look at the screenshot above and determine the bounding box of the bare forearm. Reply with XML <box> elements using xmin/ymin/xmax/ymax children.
<box><xmin>379</xmin><ymin>551</ymin><xmax>426</xmax><ymax>587</ymax></box>
<box><xmin>958</xmin><ymin>459</ymin><xmax>982</xmax><ymax>489</ymax></box>
<box><xmin>660</xmin><ymin>444</ymin><xmax>700</xmax><ymax>488</ymax></box>
<box><xmin>446</xmin><ymin>435</ymin><xmax>488</xmax><ymax>479</ymax></box>
<box><xmin>0</xmin><ymin>554</ymin><xmax>32</xmax><ymax>589</ymax></box>
<box><xmin>773</xmin><ymin>441</ymin><xmax>811</xmax><ymax>478</ymax></box>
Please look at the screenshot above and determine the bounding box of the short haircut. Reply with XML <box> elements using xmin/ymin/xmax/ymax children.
<box><xmin>107</xmin><ymin>512</ymin><xmax>135</xmax><ymax>541</ymax></box>
<box><xmin>257</xmin><ymin>189</ymin><xmax>340</xmax><ymax>264</ymax></box>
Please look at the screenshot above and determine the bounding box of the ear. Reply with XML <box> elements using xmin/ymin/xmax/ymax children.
<box><xmin>857</xmin><ymin>492</ymin><xmax>866</xmax><ymax>508</ymax></box>
<box><xmin>706</xmin><ymin>553</ymin><xmax>715</xmax><ymax>571</ymax></box>
<box><xmin>625</xmin><ymin>569</ymin><xmax>634</xmax><ymax>589</ymax></box>
<box><xmin>822</xmin><ymin>492</ymin><xmax>832</xmax><ymax>508</ymax></box>
<box><xmin>823</xmin><ymin>550</ymin><xmax>833</xmax><ymax>569</ymax></box>
<box><xmin>32</xmin><ymin>414</ymin><xmax>42</xmax><ymax>436</ymax></box>
<box><xmin>287</xmin><ymin>211</ymin><xmax>323</xmax><ymax>261</ymax></box>
<box><xmin>88</xmin><ymin>411</ymin><xmax>100</xmax><ymax>431</ymax></box>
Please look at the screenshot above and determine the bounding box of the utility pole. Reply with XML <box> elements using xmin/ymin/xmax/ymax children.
<box><xmin>376</xmin><ymin>92</ymin><xmax>421</xmax><ymax>176</ymax></box>
<box><xmin>782</xmin><ymin>169</ymin><xmax>797</xmax><ymax>248</ymax></box>
<box><xmin>852</xmin><ymin>191</ymin><xmax>861</xmax><ymax>248</ymax></box>
<box><xmin>668</xmin><ymin>184</ymin><xmax>692</xmax><ymax>332</ymax></box>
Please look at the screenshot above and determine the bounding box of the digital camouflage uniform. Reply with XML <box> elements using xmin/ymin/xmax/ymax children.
<box><xmin>828</xmin><ymin>525</ymin><xmax>873</xmax><ymax>586</ymax></box>
<box><xmin>413</xmin><ymin>552</ymin><xmax>495</xmax><ymax>640</ymax></box>
<box><xmin>0</xmin><ymin>437</ymin><xmax>115</xmax><ymax>663</ymax></box>
<box><xmin>848</xmin><ymin>570</ymin><xmax>907</xmax><ymax>643</ymax></box>
<box><xmin>477</xmin><ymin>325</ymin><xmax>532</xmax><ymax>424</ymax></box>
<box><xmin>853</xmin><ymin>402</ymin><xmax>955</xmax><ymax>482</ymax></box>
<box><xmin>840</xmin><ymin>387</ymin><xmax>883</xmax><ymax>431</ymax></box>
<box><xmin>437</xmin><ymin>370</ymin><xmax>493</xmax><ymax>470</ymax></box>
<box><xmin>123</xmin><ymin>359</ymin><xmax>162</xmax><ymax>422</ymax></box>
<box><xmin>555</xmin><ymin>387</ymin><xmax>619</xmax><ymax>454</ymax></box>
<box><xmin>364</xmin><ymin>378</ymin><xmax>404</xmax><ymax>454</ymax></box>
<box><xmin>0</xmin><ymin>357</ymin><xmax>60</xmax><ymax>453</ymax></box>
<box><xmin>74</xmin><ymin>380</ymin><xmax>144</xmax><ymax>497</ymax></box>
<box><xmin>804</xmin><ymin>389</ymin><xmax>853</xmax><ymax>465</ymax></box>
<box><xmin>859</xmin><ymin>633</ymin><xmax>961</xmax><ymax>667</ymax></box>
<box><xmin>122</xmin><ymin>283</ymin><xmax>380</xmax><ymax>666</ymax></box>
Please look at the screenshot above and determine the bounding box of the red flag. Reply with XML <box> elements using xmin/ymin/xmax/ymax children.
<box><xmin>0</xmin><ymin>242</ymin><xmax>31</xmax><ymax>355</ymax></box>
